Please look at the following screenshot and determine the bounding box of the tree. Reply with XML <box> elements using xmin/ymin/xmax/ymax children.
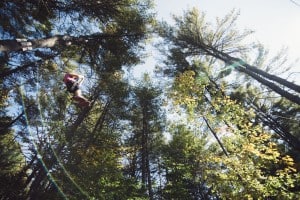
<box><xmin>158</xmin><ymin>8</ymin><xmax>300</xmax><ymax>105</ymax></box>
<box><xmin>157</xmin><ymin>7</ymin><xmax>300</xmax><ymax>152</ymax></box>
<box><xmin>161</xmin><ymin>124</ymin><xmax>214</xmax><ymax>199</ymax></box>
<box><xmin>0</xmin><ymin>131</ymin><xmax>27</xmax><ymax>199</ymax></box>
<box><xmin>0</xmin><ymin>0</ymin><xmax>155</xmax><ymax>199</ymax></box>
<box><xmin>123</xmin><ymin>75</ymin><xmax>165</xmax><ymax>199</ymax></box>
<box><xmin>157</xmin><ymin>8</ymin><xmax>300</xmax><ymax>198</ymax></box>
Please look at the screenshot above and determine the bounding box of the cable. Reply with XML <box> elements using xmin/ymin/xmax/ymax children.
<box><xmin>35</xmin><ymin>67</ymin><xmax>90</xmax><ymax>199</ymax></box>
<box><xmin>17</xmin><ymin>69</ymin><xmax>92</xmax><ymax>199</ymax></box>
<box><xmin>18</xmin><ymin>86</ymin><xmax>68</xmax><ymax>200</ymax></box>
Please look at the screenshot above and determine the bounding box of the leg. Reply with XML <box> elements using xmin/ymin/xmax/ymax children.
<box><xmin>74</xmin><ymin>89</ymin><xmax>89</xmax><ymax>102</ymax></box>
<box><xmin>74</xmin><ymin>89</ymin><xmax>82</xmax><ymax>98</ymax></box>
<box><xmin>73</xmin><ymin>89</ymin><xmax>90</xmax><ymax>108</ymax></box>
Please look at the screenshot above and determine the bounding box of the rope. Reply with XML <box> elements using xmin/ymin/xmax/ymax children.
<box><xmin>36</xmin><ymin>67</ymin><xmax>90</xmax><ymax>198</ymax></box>
<box><xmin>18</xmin><ymin>86</ymin><xmax>68</xmax><ymax>200</ymax></box>
<box><xmin>17</xmin><ymin>68</ymin><xmax>91</xmax><ymax>199</ymax></box>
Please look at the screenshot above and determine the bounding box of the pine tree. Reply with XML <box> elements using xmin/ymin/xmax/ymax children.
<box><xmin>157</xmin><ymin>8</ymin><xmax>300</xmax><ymax>198</ymax></box>
<box><xmin>0</xmin><ymin>0</ymin><xmax>155</xmax><ymax>199</ymax></box>
<box><xmin>157</xmin><ymin>8</ymin><xmax>300</xmax><ymax>105</ymax></box>
<box><xmin>123</xmin><ymin>75</ymin><xmax>165</xmax><ymax>199</ymax></box>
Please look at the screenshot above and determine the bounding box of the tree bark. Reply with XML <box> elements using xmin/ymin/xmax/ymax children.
<box><xmin>243</xmin><ymin>62</ymin><xmax>300</xmax><ymax>93</ymax></box>
<box><xmin>249</xmin><ymin>103</ymin><xmax>300</xmax><ymax>152</ymax></box>
<box><xmin>0</xmin><ymin>111</ymin><xmax>24</xmax><ymax>134</ymax></box>
<box><xmin>203</xmin><ymin>117</ymin><xmax>229</xmax><ymax>157</ymax></box>
<box><xmin>66</xmin><ymin>105</ymin><xmax>93</xmax><ymax>140</ymax></box>
<box><xmin>91</xmin><ymin>99</ymin><xmax>111</xmax><ymax>135</ymax></box>
<box><xmin>141</xmin><ymin>104</ymin><xmax>153</xmax><ymax>199</ymax></box>
<box><xmin>209</xmin><ymin>45</ymin><xmax>300</xmax><ymax>92</ymax></box>
<box><xmin>196</xmin><ymin>44</ymin><xmax>300</xmax><ymax>105</ymax></box>
<box><xmin>0</xmin><ymin>32</ymin><xmax>142</xmax><ymax>53</ymax></box>
<box><xmin>238</xmin><ymin>66</ymin><xmax>300</xmax><ymax>105</ymax></box>
<box><xmin>0</xmin><ymin>53</ymin><xmax>57</xmax><ymax>79</ymax></box>
<box><xmin>0</xmin><ymin>36</ymin><xmax>75</xmax><ymax>52</ymax></box>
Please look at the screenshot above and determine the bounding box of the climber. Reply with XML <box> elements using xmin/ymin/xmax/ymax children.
<box><xmin>63</xmin><ymin>72</ymin><xmax>90</xmax><ymax>108</ymax></box>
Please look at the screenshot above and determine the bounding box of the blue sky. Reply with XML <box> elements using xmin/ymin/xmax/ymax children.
<box><xmin>130</xmin><ymin>0</ymin><xmax>300</xmax><ymax>81</ymax></box>
<box><xmin>155</xmin><ymin>0</ymin><xmax>300</xmax><ymax>63</ymax></box>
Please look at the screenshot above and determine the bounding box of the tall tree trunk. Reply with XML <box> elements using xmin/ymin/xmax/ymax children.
<box><xmin>0</xmin><ymin>36</ymin><xmax>74</xmax><ymax>52</ymax></box>
<box><xmin>91</xmin><ymin>99</ymin><xmax>112</xmax><ymax>135</ymax></box>
<box><xmin>249</xmin><ymin>103</ymin><xmax>300</xmax><ymax>151</ymax></box>
<box><xmin>0</xmin><ymin>32</ymin><xmax>142</xmax><ymax>52</ymax></box>
<box><xmin>243</xmin><ymin>62</ymin><xmax>300</xmax><ymax>93</ymax></box>
<box><xmin>141</xmin><ymin>106</ymin><xmax>153</xmax><ymax>199</ymax></box>
<box><xmin>145</xmin><ymin>137</ymin><xmax>153</xmax><ymax>200</ymax></box>
<box><xmin>198</xmin><ymin>44</ymin><xmax>300</xmax><ymax>105</ymax></box>
<box><xmin>141</xmin><ymin>107</ymin><xmax>147</xmax><ymax>193</ymax></box>
<box><xmin>238</xmin><ymin>66</ymin><xmax>300</xmax><ymax>105</ymax></box>
<box><xmin>0</xmin><ymin>35</ymin><xmax>87</xmax><ymax>52</ymax></box>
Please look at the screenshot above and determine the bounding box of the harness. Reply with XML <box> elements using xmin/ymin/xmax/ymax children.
<box><xmin>70</xmin><ymin>77</ymin><xmax>83</xmax><ymax>91</ymax></box>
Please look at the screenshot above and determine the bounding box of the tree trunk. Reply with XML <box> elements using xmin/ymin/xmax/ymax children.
<box><xmin>66</xmin><ymin>105</ymin><xmax>93</xmax><ymax>140</ymax></box>
<box><xmin>198</xmin><ymin>44</ymin><xmax>300</xmax><ymax>105</ymax></box>
<box><xmin>203</xmin><ymin>117</ymin><xmax>229</xmax><ymax>157</ymax></box>
<box><xmin>0</xmin><ymin>53</ymin><xmax>57</xmax><ymax>79</ymax></box>
<box><xmin>243</xmin><ymin>62</ymin><xmax>300</xmax><ymax>93</ymax></box>
<box><xmin>0</xmin><ymin>36</ymin><xmax>77</xmax><ymax>52</ymax></box>
<box><xmin>141</xmin><ymin>107</ymin><xmax>147</xmax><ymax>193</ymax></box>
<box><xmin>249</xmin><ymin>103</ymin><xmax>300</xmax><ymax>152</ymax></box>
<box><xmin>0</xmin><ymin>111</ymin><xmax>24</xmax><ymax>133</ymax></box>
<box><xmin>0</xmin><ymin>32</ymin><xmax>142</xmax><ymax>52</ymax></box>
<box><xmin>238</xmin><ymin>66</ymin><xmax>300</xmax><ymax>105</ymax></box>
<box><xmin>0</xmin><ymin>61</ymin><xmax>36</xmax><ymax>79</ymax></box>
<box><xmin>141</xmin><ymin>105</ymin><xmax>153</xmax><ymax>199</ymax></box>
<box><xmin>91</xmin><ymin>99</ymin><xmax>111</xmax><ymax>134</ymax></box>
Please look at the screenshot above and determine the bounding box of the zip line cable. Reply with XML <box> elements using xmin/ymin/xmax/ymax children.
<box><xmin>18</xmin><ymin>86</ymin><xmax>68</xmax><ymax>200</ymax></box>
<box><xmin>17</xmin><ymin>69</ymin><xmax>91</xmax><ymax>199</ymax></box>
<box><xmin>35</xmin><ymin>68</ymin><xmax>91</xmax><ymax>199</ymax></box>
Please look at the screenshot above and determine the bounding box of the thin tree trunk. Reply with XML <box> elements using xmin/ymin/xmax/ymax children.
<box><xmin>141</xmin><ymin>105</ymin><xmax>153</xmax><ymax>199</ymax></box>
<box><xmin>249</xmin><ymin>103</ymin><xmax>300</xmax><ymax>151</ymax></box>
<box><xmin>66</xmin><ymin>105</ymin><xmax>93</xmax><ymax>140</ymax></box>
<box><xmin>0</xmin><ymin>62</ymin><xmax>34</xmax><ymax>79</ymax></box>
<box><xmin>0</xmin><ymin>111</ymin><xmax>24</xmax><ymax>133</ymax></box>
<box><xmin>0</xmin><ymin>36</ymin><xmax>77</xmax><ymax>52</ymax></box>
<box><xmin>141</xmin><ymin>107</ymin><xmax>147</xmax><ymax>193</ymax></box>
<box><xmin>0</xmin><ymin>53</ymin><xmax>57</xmax><ymax>79</ymax></box>
<box><xmin>146</xmin><ymin>145</ymin><xmax>154</xmax><ymax>200</ymax></box>
<box><xmin>91</xmin><ymin>99</ymin><xmax>111</xmax><ymax>135</ymax></box>
<box><xmin>208</xmin><ymin>46</ymin><xmax>300</xmax><ymax>93</ymax></box>
<box><xmin>203</xmin><ymin>117</ymin><xmax>229</xmax><ymax>157</ymax></box>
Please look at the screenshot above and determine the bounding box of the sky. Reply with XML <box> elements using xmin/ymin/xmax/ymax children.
<box><xmin>134</xmin><ymin>0</ymin><xmax>300</xmax><ymax>80</ymax></box>
<box><xmin>155</xmin><ymin>0</ymin><xmax>300</xmax><ymax>61</ymax></box>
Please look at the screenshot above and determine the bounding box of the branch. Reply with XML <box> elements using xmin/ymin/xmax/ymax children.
<box><xmin>203</xmin><ymin>117</ymin><xmax>229</xmax><ymax>157</ymax></box>
<box><xmin>0</xmin><ymin>111</ymin><xmax>25</xmax><ymax>134</ymax></box>
<box><xmin>290</xmin><ymin>0</ymin><xmax>300</xmax><ymax>7</ymax></box>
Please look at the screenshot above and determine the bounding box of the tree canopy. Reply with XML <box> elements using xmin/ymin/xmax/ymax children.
<box><xmin>1</xmin><ymin>2</ymin><xmax>300</xmax><ymax>199</ymax></box>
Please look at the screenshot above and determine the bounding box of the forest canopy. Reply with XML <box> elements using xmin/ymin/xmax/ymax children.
<box><xmin>0</xmin><ymin>1</ymin><xmax>299</xmax><ymax>199</ymax></box>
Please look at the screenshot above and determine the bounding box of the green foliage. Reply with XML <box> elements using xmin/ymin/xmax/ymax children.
<box><xmin>161</xmin><ymin>125</ymin><xmax>213</xmax><ymax>199</ymax></box>
<box><xmin>1</xmin><ymin>1</ymin><xmax>300</xmax><ymax>199</ymax></box>
<box><xmin>159</xmin><ymin>7</ymin><xmax>300</xmax><ymax>199</ymax></box>
<box><xmin>0</xmin><ymin>132</ymin><xmax>27</xmax><ymax>199</ymax></box>
<box><xmin>170</xmin><ymin>64</ymin><xmax>300</xmax><ymax>198</ymax></box>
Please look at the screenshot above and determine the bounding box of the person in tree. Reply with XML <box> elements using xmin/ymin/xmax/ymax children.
<box><xmin>63</xmin><ymin>72</ymin><xmax>90</xmax><ymax>108</ymax></box>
